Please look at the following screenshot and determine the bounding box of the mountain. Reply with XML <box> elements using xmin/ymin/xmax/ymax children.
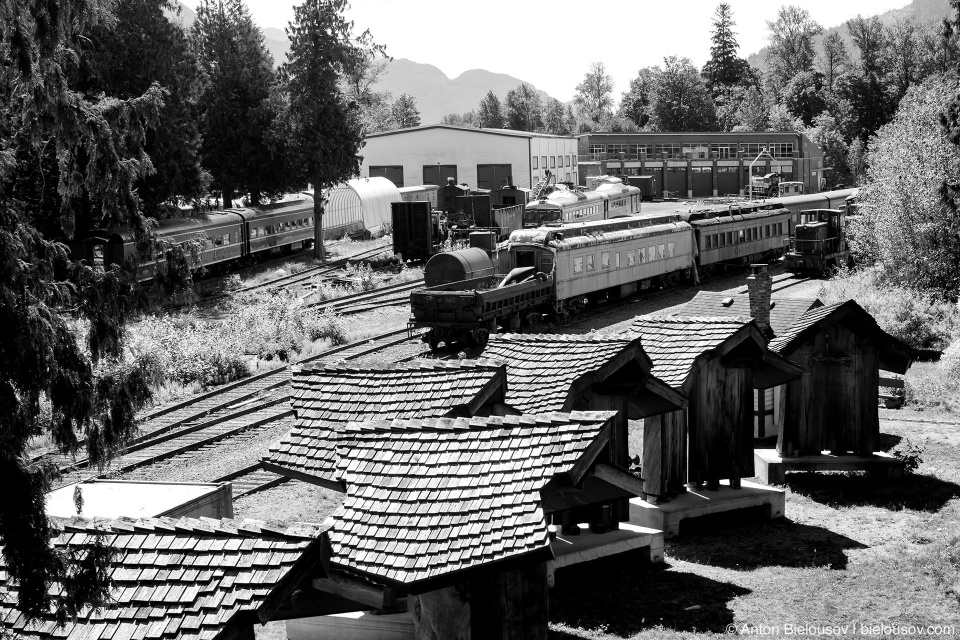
<box><xmin>166</xmin><ymin>4</ymin><xmax>552</xmax><ymax>123</ymax></box>
<box><xmin>746</xmin><ymin>0</ymin><xmax>952</xmax><ymax>74</ymax></box>
<box><xmin>370</xmin><ymin>59</ymin><xmax>555</xmax><ymax>124</ymax></box>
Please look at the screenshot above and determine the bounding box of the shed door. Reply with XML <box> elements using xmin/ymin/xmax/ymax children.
<box><xmin>477</xmin><ymin>164</ymin><xmax>512</xmax><ymax>190</ymax></box>
<box><xmin>664</xmin><ymin>167</ymin><xmax>687</xmax><ymax>198</ymax></box>
<box><xmin>423</xmin><ymin>165</ymin><xmax>457</xmax><ymax>186</ymax></box>
<box><xmin>691</xmin><ymin>167</ymin><xmax>713</xmax><ymax>197</ymax></box>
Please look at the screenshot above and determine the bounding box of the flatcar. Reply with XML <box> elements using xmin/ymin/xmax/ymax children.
<box><xmin>85</xmin><ymin>198</ymin><xmax>316</xmax><ymax>282</ymax></box>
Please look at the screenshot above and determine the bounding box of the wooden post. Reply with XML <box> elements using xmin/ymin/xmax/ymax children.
<box><xmin>313</xmin><ymin>177</ymin><xmax>325</xmax><ymax>261</ymax></box>
<box><xmin>469</xmin><ymin>562</ymin><xmax>549</xmax><ymax>640</ymax></box>
<box><xmin>412</xmin><ymin>585</ymin><xmax>470</xmax><ymax>640</ymax></box>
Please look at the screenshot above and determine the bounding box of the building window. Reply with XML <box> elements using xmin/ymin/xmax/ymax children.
<box><xmin>532</xmin><ymin>156</ymin><xmax>538</xmax><ymax>169</ymax></box>
<box><xmin>369</xmin><ymin>165</ymin><xmax>404</xmax><ymax>187</ymax></box>
<box><xmin>542</xmin><ymin>156</ymin><xmax>548</xmax><ymax>171</ymax></box>
<box><xmin>589</xmin><ymin>145</ymin><xmax>605</xmax><ymax>156</ymax></box>
<box><xmin>423</xmin><ymin>165</ymin><xmax>457</xmax><ymax>186</ymax></box>
<box><xmin>550</xmin><ymin>156</ymin><xmax>556</xmax><ymax>168</ymax></box>
<box><xmin>565</xmin><ymin>155</ymin><xmax>571</xmax><ymax>167</ymax></box>
<box><xmin>572</xmin><ymin>155</ymin><xmax>577</xmax><ymax>167</ymax></box>
<box><xmin>769</xmin><ymin>143</ymin><xmax>795</xmax><ymax>157</ymax></box>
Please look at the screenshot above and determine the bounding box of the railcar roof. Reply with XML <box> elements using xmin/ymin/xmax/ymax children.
<box><xmin>685</xmin><ymin>208</ymin><xmax>792</xmax><ymax>226</ymax></box>
<box><xmin>549</xmin><ymin>222</ymin><xmax>691</xmax><ymax>250</ymax></box>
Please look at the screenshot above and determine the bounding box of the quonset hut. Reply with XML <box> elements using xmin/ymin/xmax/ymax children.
<box><xmin>309</xmin><ymin>176</ymin><xmax>402</xmax><ymax>240</ymax></box>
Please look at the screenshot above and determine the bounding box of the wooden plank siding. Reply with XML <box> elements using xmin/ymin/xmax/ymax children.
<box><xmin>778</xmin><ymin>323</ymin><xmax>881</xmax><ymax>456</ymax></box>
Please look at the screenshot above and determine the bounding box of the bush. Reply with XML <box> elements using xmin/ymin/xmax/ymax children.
<box><xmin>230</xmin><ymin>291</ymin><xmax>346</xmax><ymax>361</ymax></box>
<box><xmin>818</xmin><ymin>267</ymin><xmax>959</xmax><ymax>351</ymax></box>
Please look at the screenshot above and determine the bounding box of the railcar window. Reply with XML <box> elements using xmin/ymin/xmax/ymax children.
<box><xmin>648</xmin><ymin>246</ymin><xmax>656</xmax><ymax>262</ymax></box>
<box><xmin>738</xmin><ymin>230</ymin><xmax>744</xmax><ymax>243</ymax></box>
<box><xmin>778</xmin><ymin>223</ymin><xmax>783</xmax><ymax>234</ymax></box>
<box><xmin>574</xmin><ymin>257</ymin><xmax>583</xmax><ymax>273</ymax></box>
<box><xmin>658</xmin><ymin>244</ymin><xmax>665</xmax><ymax>259</ymax></box>
<box><xmin>615</xmin><ymin>252</ymin><xmax>620</xmax><ymax>268</ymax></box>
<box><xmin>705</xmin><ymin>235</ymin><xmax>711</xmax><ymax>249</ymax></box>
<box><xmin>586</xmin><ymin>255</ymin><xmax>595</xmax><ymax>271</ymax></box>
<box><xmin>668</xmin><ymin>242</ymin><xmax>675</xmax><ymax>257</ymax></box>
<box><xmin>727</xmin><ymin>231</ymin><xmax>733</xmax><ymax>245</ymax></box>
<box><xmin>628</xmin><ymin>250</ymin><xmax>636</xmax><ymax>266</ymax></box>
<box><xmin>601</xmin><ymin>252</ymin><xmax>610</xmax><ymax>269</ymax></box>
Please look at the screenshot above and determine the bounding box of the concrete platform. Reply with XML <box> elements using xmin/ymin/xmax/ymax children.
<box><xmin>547</xmin><ymin>522</ymin><xmax>664</xmax><ymax>587</ymax></box>
<box><xmin>286</xmin><ymin>610</ymin><xmax>414</xmax><ymax>640</ymax></box>
<box><xmin>628</xmin><ymin>480</ymin><xmax>785</xmax><ymax>538</ymax></box>
<box><xmin>754</xmin><ymin>449</ymin><xmax>904</xmax><ymax>484</ymax></box>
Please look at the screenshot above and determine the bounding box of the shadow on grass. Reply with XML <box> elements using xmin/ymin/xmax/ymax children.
<box><xmin>786</xmin><ymin>471</ymin><xmax>960</xmax><ymax>512</ymax></box>
<box><xmin>878</xmin><ymin>432</ymin><xmax>903</xmax><ymax>451</ymax></box>
<box><xmin>549</xmin><ymin>551</ymin><xmax>750</xmax><ymax>635</ymax></box>
<box><xmin>667</xmin><ymin>507</ymin><xmax>867</xmax><ymax>570</ymax></box>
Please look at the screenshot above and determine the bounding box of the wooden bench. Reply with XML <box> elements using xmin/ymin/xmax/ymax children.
<box><xmin>879</xmin><ymin>373</ymin><xmax>905</xmax><ymax>409</ymax></box>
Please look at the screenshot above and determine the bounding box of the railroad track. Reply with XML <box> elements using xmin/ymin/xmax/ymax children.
<box><xmin>238</xmin><ymin>244</ymin><xmax>391</xmax><ymax>293</ymax></box>
<box><xmin>735</xmin><ymin>272</ymin><xmax>812</xmax><ymax>295</ymax></box>
<box><xmin>49</xmin><ymin>327</ymin><xmax>423</xmax><ymax>493</ymax></box>
<box><xmin>304</xmin><ymin>277</ymin><xmax>424</xmax><ymax>313</ymax></box>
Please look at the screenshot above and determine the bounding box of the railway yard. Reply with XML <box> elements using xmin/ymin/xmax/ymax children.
<box><xmin>38</xmin><ymin>237</ymin><xmax>960</xmax><ymax>639</ymax></box>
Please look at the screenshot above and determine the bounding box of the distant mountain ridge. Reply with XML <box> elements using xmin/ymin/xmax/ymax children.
<box><xmin>746</xmin><ymin>0</ymin><xmax>952</xmax><ymax>73</ymax></box>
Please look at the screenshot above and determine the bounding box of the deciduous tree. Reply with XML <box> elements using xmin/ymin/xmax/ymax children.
<box><xmin>765</xmin><ymin>6</ymin><xmax>822</xmax><ymax>88</ymax></box>
<box><xmin>648</xmin><ymin>56</ymin><xmax>717</xmax><ymax>132</ymax></box>
<box><xmin>505</xmin><ymin>83</ymin><xmax>543</xmax><ymax>132</ymax></box>
<box><xmin>819</xmin><ymin>32</ymin><xmax>849</xmax><ymax>91</ymax></box>
<box><xmin>574</xmin><ymin>61</ymin><xmax>614</xmax><ymax>129</ymax></box>
<box><xmin>391</xmin><ymin>94</ymin><xmax>420</xmax><ymax>129</ymax></box>
<box><xmin>618</xmin><ymin>68</ymin><xmax>656</xmax><ymax>129</ymax></box>
<box><xmin>544</xmin><ymin>98</ymin><xmax>571</xmax><ymax>135</ymax></box>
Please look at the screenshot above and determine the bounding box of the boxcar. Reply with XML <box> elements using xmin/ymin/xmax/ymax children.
<box><xmin>392</xmin><ymin>201</ymin><xmax>443</xmax><ymax>261</ymax></box>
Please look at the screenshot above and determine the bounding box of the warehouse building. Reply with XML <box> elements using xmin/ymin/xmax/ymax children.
<box><xmin>577</xmin><ymin>131</ymin><xmax>825</xmax><ymax>197</ymax></box>
<box><xmin>358</xmin><ymin>125</ymin><xmax>579</xmax><ymax>190</ymax></box>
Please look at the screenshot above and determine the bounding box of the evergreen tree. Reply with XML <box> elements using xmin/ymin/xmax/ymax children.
<box><xmin>84</xmin><ymin>0</ymin><xmax>205</xmax><ymax>217</ymax></box>
<box><xmin>701</xmin><ymin>4</ymin><xmax>754</xmax><ymax>96</ymax></box>
<box><xmin>574</xmin><ymin>61</ymin><xmax>614</xmax><ymax>129</ymax></box>
<box><xmin>193</xmin><ymin>0</ymin><xmax>290</xmax><ymax>206</ymax></box>
<box><xmin>505</xmin><ymin>83</ymin><xmax>544</xmax><ymax>132</ymax></box>
<box><xmin>284</xmin><ymin>0</ymin><xmax>380</xmax><ymax>260</ymax></box>
<box><xmin>1</xmin><ymin>0</ymin><xmax>169</xmax><ymax>618</ymax></box>
<box><xmin>477</xmin><ymin>91</ymin><xmax>505</xmax><ymax>128</ymax></box>
<box><xmin>391</xmin><ymin>94</ymin><xmax>421</xmax><ymax>129</ymax></box>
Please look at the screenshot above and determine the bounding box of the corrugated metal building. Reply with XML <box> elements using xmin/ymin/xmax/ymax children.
<box><xmin>577</xmin><ymin>131</ymin><xmax>825</xmax><ymax>197</ymax></box>
<box><xmin>308</xmin><ymin>176</ymin><xmax>402</xmax><ymax>239</ymax></box>
<box><xmin>358</xmin><ymin>125</ymin><xmax>579</xmax><ymax>190</ymax></box>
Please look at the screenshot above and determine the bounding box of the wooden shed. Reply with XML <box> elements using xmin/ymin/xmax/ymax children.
<box><xmin>324</xmin><ymin>412</ymin><xmax>637</xmax><ymax>640</ymax></box>
<box><xmin>670</xmin><ymin>286</ymin><xmax>822</xmax><ymax>438</ymax></box>
<box><xmin>262</xmin><ymin>360</ymin><xmax>508</xmax><ymax>491</ymax></box>
<box><xmin>630</xmin><ymin>317</ymin><xmax>803</xmax><ymax>498</ymax></box>
<box><xmin>768</xmin><ymin>300</ymin><xmax>914</xmax><ymax>457</ymax></box>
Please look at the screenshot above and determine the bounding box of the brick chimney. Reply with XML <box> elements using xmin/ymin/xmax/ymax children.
<box><xmin>746</xmin><ymin>264</ymin><xmax>773</xmax><ymax>338</ymax></box>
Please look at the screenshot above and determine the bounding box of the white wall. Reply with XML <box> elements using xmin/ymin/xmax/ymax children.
<box><xmin>359</xmin><ymin>128</ymin><xmax>578</xmax><ymax>190</ymax></box>
<box><xmin>530</xmin><ymin>136</ymin><xmax>579</xmax><ymax>186</ymax></box>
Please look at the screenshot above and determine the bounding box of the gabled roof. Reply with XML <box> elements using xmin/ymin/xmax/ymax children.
<box><xmin>484</xmin><ymin>333</ymin><xmax>671</xmax><ymax>413</ymax></box>
<box><xmin>768</xmin><ymin>299</ymin><xmax>915</xmax><ymax>373</ymax></box>
<box><xmin>629</xmin><ymin>316</ymin><xmax>754</xmax><ymax>390</ymax></box>
<box><xmin>328</xmin><ymin>412</ymin><xmax>615</xmax><ymax>590</ymax></box>
<box><xmin>0</xmin><ymin>517</ymin><xmax>327</xmax><ymax>640</ymax></box>
<box><xmin>671</xmin><ymin>292</ymin><xmax>822</xmax><ymax>336</ymax></box>
<box><xmin>263</xmin><ymin>360</ymin><xmax>507</xmax><ymax>489</ymax></box>
<box><xmin>365</xmin><ymin>124</ymin><xmax>576</xmax><ymax>140</ymax></box>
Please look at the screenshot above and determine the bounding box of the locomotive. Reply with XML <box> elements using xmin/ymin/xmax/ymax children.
<box><xmin>409</xmin><ymin>206</ymin><xmax>796</xmax><ymax>349</ymax></box>
<box><xmin>784</xmin><ymin>208</ymin><xmax>852</xmax><ymax>274</ymax></box>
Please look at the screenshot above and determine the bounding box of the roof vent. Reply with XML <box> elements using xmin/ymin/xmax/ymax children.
<box><xmin>721</xmin><ymin>297</ymin><xmax>734</xmax><ymax>307</ymax></box>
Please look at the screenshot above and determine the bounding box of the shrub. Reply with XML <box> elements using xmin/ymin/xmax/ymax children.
<box><xmin>230</xmin><ymin>291</ymin><xmax>346</xmax><ymax>361</ymax></box>
<box><xmin>818</xmin><ymin>267</ymin><xmax>959</xmax><ymax>350</ymax></box>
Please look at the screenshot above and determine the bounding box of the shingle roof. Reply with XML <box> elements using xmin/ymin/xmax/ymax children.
<box><xmin>0</xmin><ymin>516</ymin><xmax>327</xmax><ymax>640</ymax></box>
<box><xmin>628</xmin><ymin>316</ymin><xmax>753</xmax><ymax>389</ymax></box>
<box><xmin>671</xmin><ymin>292</ymin><xmax>822</xmax><ymax>335</ymax></box>
<box><xmin>328</xmin><ymin>412</ymin><xmax>615</xmax><ymax>588</ymax></box>
<box><xmin>768</xmin><ymin>301</ymin><xmax>844</xmax><ymax>353</ymax></box>
<box><xmin>484</xmin><ymin>334</ymin><xmax>646</xmax><ymax>413</ymax></box>
<box><xmin>264</xmin><ymin>360</ymin><xmax>506</xmax><ymax>488</ymax></box>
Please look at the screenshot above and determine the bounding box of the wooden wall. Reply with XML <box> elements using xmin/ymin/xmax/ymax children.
<box><xmin>642</xmin><ymin>409</ymin><xmax>687</xmax><ymax>499</ymax></box>
<box><xmin>778</xmin><ymin>324</ymin><xmax>880</xmax><ymax>456</ymax></box>
<box><xmin>688</xmin><ymin>357</ymin><xmax>754</xmax><ymax>487</ymax></box>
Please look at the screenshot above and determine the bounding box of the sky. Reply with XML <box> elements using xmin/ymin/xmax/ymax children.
<box><xmin>244</xmin><ymin>0</ymin><xmax>917</xmax><ymax>102</ymax></box>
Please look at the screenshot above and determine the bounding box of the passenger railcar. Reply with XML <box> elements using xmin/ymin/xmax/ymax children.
<box><xmin>85</xmin><ymin>200</ymin><xmax>317</xmax><ymax>282</ymax></box>
<box><xmin>685</xmin><ymin>208</ymin><xmax>793</xmax><ymax>279</ymax></box>
<box><xmin>398</xmin><ymin>184</ymin><xmax>440</xmax><ymax>210</ymax></box>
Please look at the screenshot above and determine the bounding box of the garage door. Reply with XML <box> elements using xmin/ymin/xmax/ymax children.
<box><xmin>423</xmin><ymin>165</ymin><xmax>457</xmax><ymax>186</ymax></box>
<box><xmin>717</xmin><ymin>167</ymin><xmax>740</xmax><ymax>196</ymax></box>
<box><xmin>690</xmin><ymin>167</ymin><xmax>713</xmax><ymax>197</ymax></box>
<box><xmin>477</xmin><ymin>164</ymin><xmax>512</xmax><ymax>190</ymax></box>
<box><xmin>369</xmin><ymin>166</ymin><xmax>404</xmax><ymax>187</ymax></box>
<box><xmin>646</xmin><ymin>168</ymin><xmax>663</xmax><ymax>195</ymax></box>
<box><xmin>664</xmin><ymin>168</ymin><xmax>687</xmax><ymax>198</ymax></box>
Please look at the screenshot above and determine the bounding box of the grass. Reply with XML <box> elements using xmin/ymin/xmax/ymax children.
<box><xmin>554</xmin><ymin>411</ymin><xmax>960</xmax><ymax>638</ymax></box>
